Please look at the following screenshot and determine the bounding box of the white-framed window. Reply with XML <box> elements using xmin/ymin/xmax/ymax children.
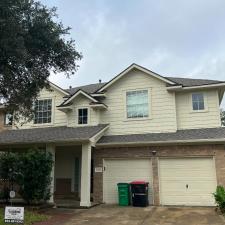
<box><xmin>192</xmin><ymin>93</ymin><xmax>205</xmax><ymax>111</ymax></box>
<box><xmin>4</xmin><ymin>113</ymin><xmax>13</xmax><ymax>126</ymax></box>
<box><xmin>126</xmin><ymin>90</ymin><xmax>149</xmax><ymax>119</ymax></box>
<box><xmin>78</xmin><ymin>108</ymin><xmax>88</xmax><ymax>124</ymax></box>
<box><xmin>34</xmin><ymin>99</ymin><xmax>52</xmax><ymax>124</ymax></box>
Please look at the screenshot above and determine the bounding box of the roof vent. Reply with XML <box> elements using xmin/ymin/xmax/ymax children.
<box><xmin>99</xmin><ymin>79</ymin><xmax>102</xmax><ymax>83</ymax></box>
<box><xmin>69</xmin><ymin>85</ymin><xmax>72</xmax><ymax>89</ymax></box>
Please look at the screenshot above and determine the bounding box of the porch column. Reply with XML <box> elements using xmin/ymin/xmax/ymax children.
<box><xmin>46</xmin><ymin>144</ymin><xmax>55</xmax><ymax>204</ymax></box>
<box><xmin>80</xmin><ymin>143</ymin><xmax>92</xmax><ymax>207</ymax></box>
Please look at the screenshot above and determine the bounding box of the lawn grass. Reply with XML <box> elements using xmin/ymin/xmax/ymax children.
<box><xmin>0</xmin><ymin>208</ymin><xmax>49</xmax><ymax>225</ymax></box>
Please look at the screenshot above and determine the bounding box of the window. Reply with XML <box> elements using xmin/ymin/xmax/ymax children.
<box><xmin>126</xmin><ymin>90</ymin><xmax>149</xmax><ymax>118</ymax></box>
<box><xmin>192</xmin><ymin>93</ymin><xmax>205</xmax><ymax>111</ymax></box>
<box><xmin>4</xmin><ymin>113</ymin><xmax>13</xmax><ymax>126</ymax></box>
<box><xmin>78</xmin><ymin>108</ymin><xmax>88</xmax><ymax>124</ymax></box>
<box><xmin>34</xmin><ymin>99</ymin><xmax>52</xmax><ymax>124</ymax></box>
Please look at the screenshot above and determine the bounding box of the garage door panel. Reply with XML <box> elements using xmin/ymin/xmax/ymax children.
<box><xmin>159</xmin><ymin>158</ymin><xmax>217</xmax><ymax>206</ymax></box>
<box><xmin>103</xmin><ymin>159</ymin><xmax>152</xmax><ymax>204</ymax></box>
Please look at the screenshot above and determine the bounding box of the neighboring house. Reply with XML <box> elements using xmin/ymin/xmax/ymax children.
<box><xmin>0</xmin><ymin>63</ymin><xmax>225</xmax><ymax>207</ymax></box>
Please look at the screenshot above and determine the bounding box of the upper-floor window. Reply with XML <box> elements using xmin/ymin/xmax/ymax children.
<box><xmin>4</xmin><ymin>113</ymin><xmax>13</xmax><ymax>126</ymax></box>
<box><xmin>78</xmin><ymin>108</ymin><xmax>88</xmax><ymax>124</ymax></box>
<box><xmin>34</xmin><ymin>99</ymin><xmax>52</xmax><ymax>124</ymax></box>
<box><xmin>126</xmin><ymin>90</ymin><xmax>149</xmax><ymax>118</ymax></box>
<box><xmin>192</xmin><ymin>93</ymin><xmax>205</xmax><ymax>111</ymax></box>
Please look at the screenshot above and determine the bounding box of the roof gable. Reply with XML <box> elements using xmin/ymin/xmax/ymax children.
<box><xmin>96</xmin><ymin>63</ymin><xmax>176</xmax><ymax>92</ymax></box>
<box><xmin>62</xmin><ymin>89</ymin><xmax>98</xmax><ymax>106</ymax></box>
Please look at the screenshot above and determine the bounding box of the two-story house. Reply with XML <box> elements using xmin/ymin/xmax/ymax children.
<box><xmin>0</xmin><ymin>63</ymin><xmax>225</xmax><ymax>207</ymax></box>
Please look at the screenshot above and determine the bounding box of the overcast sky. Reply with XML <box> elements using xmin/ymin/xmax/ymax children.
<box><xmin>42</xmin><ymin>0</ymin><xmax>225</xmax><ymax>108</ymax></box>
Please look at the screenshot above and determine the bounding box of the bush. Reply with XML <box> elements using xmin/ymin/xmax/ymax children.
<box><xmin>17</xmin><ymin>149</ymin><xmax>53</xmax><ymax>204</ymax></box>
<box><xmin>213</xmin><ymin>186</ymin><xmax>225</xmax><ymax>213</ymax></box>
<box><xmin>0</xmin><ymin>152</ymin><xmax>18</xmax><ymax>202</ymax></box>
<box><xmin>0</xmin><ymin>149</ymin><xmax>53</xmax><ymax>204</ymax></box>
<box><xmin>0</xmin><ymin>186</ymin><xmax>10</xmax><ymax>203</ymax></box>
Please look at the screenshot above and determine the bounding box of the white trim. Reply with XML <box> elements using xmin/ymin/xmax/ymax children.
<box><xmin>57</xmin><ymin>105</ymin><xmax>73</xmax><ymax>113</ymax></box>
<box><xmin>63</xmin><ymin>90</ymin><xmax>98</xmax><ymax>105</ymax></box>
<box><xmin>49</xmin><ymin>81</ymin><xmax>69</xmax><ymax>95</ymax></box>
<box><xmin>189</xmin><ymin>92</ymin><xmax>208</xmax><ymax>113</ymax></box>
<box><xmin>91</xmin><ymin>93</ymin><xmax>106</xmax><ymax>97</ymax></box>
<box><xmin>32</xmin><ymin>97</ymin><xmax>54</xmax><ymax>127</ymax></box>
<box><xmin>90</xmin><ymin>125</ymin><xmax>110</xmax><ymax>146</ymax></box>
<box><xmin>90</xmin><ymin>103</ymin><xmax>108</xmax><ymax>109</ymax></box>
<box><xmin>166</xmin><ymin>85</ymin><xmax>183</xmax><ymax>91</ymax></box>
<box><xmin>123</xmin><ymin>88</ymin><xmax>152</xmax><ymax>121</ymax></box>
<box><xmin>97</xmin><ymin>64</ymin><xmax>175</xmax><ymax>92</ymax></box>
<box><xmin>183</xmin><ymin>83</ymin><xmax>225</xmax><ymax>90</ymax></box>
<box><xmin>96</xmin><ymin>138</ymin><xmax>225</xmax><ymax>147</ymax></box>
<box><xmin>167</xmin><ymin>83</ymin><xmax>225</xmax><ymax>92</ymax></box>
<box><xmin>77</xmin><ymin>106</ymin><xmax>90</xmax><ymax>126</ymax></box>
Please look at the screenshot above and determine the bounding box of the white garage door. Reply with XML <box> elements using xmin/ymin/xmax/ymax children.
<box><xmin>159</xmin><ymin>157</ymin><xmax>217</xmax><ymax>206</ymax></box>
<box><xmin>103</xmin><ymin>159</ymin><xmax>152</xmax><ymax>204</ymax></box>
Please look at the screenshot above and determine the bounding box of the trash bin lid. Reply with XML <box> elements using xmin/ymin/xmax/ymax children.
<box><xmin>117</xmin><ymin>183</ymin><xmax>129</xmax><ymax>186</ymax></box>
<box><xmin>130</xmin><ymin>180</ymin><xmax>149</xmax><ymax>184</ymax></box>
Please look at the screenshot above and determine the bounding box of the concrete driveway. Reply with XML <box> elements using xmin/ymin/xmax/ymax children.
<box><xmin>65</xmin><ymin>205</ymin><xmax>225</xmax><ymax>225</ymax></box>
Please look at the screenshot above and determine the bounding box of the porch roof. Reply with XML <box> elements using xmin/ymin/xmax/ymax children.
<box><xmin>0</xmin><ymin>124</ymin><xmax>109</xmax><ymax>145</ymax></box>
<box><xmin>97</xmin><ymin>127</ymin><xmax>225</xmax><ymax>146</ymax></box>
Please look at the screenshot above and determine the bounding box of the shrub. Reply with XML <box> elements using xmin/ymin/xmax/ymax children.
<box><xmin>0</xmin><ymin>152</ymin><xmax>18</xmax><ymax>181</ymax></box>
<box><xmin>0</xmin><ymin>149</ymin><xmax>53</xmax><ymax>204</ymax></box>
<box><xmin>16</xmin><ymin>149</ymin><xmax>53</xmax><ymax>204</ymax></box>
<box><xmin>0</xmin><ymin>152</ymin><xmax>19</xmax><ymax>202</ymax></box>
<box><xmin>213</xmin><ymin>186</ymin><xmax>225</xmax><ymax>213</ymax></box>
<box><xmin>0</xmin><ymin>186</ymin><xmax>10</xmax><ymax>203</ymax></box>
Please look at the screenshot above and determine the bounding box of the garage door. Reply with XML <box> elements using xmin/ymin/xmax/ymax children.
<box><xmin>159</xmin><ymin>157</ymin><xmax>217</xmax><ymax>206</ymax></box>
<box><xmin>103</xmin><ymin>159</ymin><xmax>152</xmax><ymax>204</ymax></box>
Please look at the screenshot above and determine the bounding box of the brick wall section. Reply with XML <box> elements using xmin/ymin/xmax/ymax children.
<box><xmin>93</xmin><ymin>144</ymin><xmax>225</xmax><ymax>205</ymax></box>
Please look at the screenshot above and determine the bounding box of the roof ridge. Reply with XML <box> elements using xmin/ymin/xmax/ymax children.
<box><xmin>64</xmin><ymin>82</ymin><xmax>107</xmax><ymax>91</ymax></box>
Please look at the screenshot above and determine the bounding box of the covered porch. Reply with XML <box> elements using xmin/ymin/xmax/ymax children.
<box><xmin>0</xmin><ymin>124</ymin><xmax>109</xmax><ymax>208</ymax></box>
<box><xmin>48</xmin><ymin>143</ymin><xmax>92</xmax><ymax>208</ymax></box>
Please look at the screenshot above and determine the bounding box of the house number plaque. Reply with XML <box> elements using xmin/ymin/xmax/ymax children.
<box><xmin>95</xmin><ymin>167</ymin><xmax>103</xmax><ymax>173</ymax></box>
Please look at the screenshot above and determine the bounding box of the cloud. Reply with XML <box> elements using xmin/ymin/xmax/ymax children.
<box><xmin>45</xmin><ymin>0</ymin><xmax>225</xmax><ymax>108</ymax></box>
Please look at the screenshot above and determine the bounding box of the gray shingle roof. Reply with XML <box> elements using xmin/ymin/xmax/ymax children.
<box><xmin>165</xmin><ymin>77</ymin><xmax>223</xmax><ymax>87</ymax></box>
<box><xmin>65</xmin><ymin>83</ymin><xmax>107</xmax><ymax>95</ymax></box>
<box><xmin>0</xmin><ymin>124</ymin><xmax>108</xmax><ymax>145</ymax></box>
<box><xmin>64</xmin><ymin>78</ymin><xmax>223</xmax><ymax>96</ymax></box>
<box><xmin>97</xmin><ymin>127</ymin><xmax>225</xmax><ymax>145</ymax></box>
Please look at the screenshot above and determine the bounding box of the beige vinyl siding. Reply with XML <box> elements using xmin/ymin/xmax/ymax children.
<box><xmin>176</xmin><ymin>90</ymin><xmax>221</xmax><ymax>129</ymax></box>
<box><xmin>101</xmin><ymin>69</ymin><xmax>177</xmax><ymax>135</ymax></box>
<box><xmin>67</xmin><ymin>95</ymin><xmax>100</xmax><ymax>127</ymax></box>
<box><xmin>14</xmin><ymin>87</ymin><xmax>67</xmax><ymax>129</ymax></box>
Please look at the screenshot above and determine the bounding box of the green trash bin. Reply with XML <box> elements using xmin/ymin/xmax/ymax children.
<box><xmin>117</xmin><ymin>183</ymin><xmax>130</xmax><ymax>206</ymax></box>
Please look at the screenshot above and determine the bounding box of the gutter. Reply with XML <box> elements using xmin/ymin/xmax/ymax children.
<box><xmin>167</xmin><ymin>83</ymin><xmax>225</xmax><ymax>91</ymax></box>
<box><xmin>0</xmin><ymin>138</ymin><xmax>90</xmax><ymax>147</ymax></box>
<box><xmin>96</xmin><ymin>138</ymin><xmax>225</xmax><ymax>148</ymax></box>
<box><xmin>90</xmin><ymin>125</ymin><xmax>110</xmax><ymax>146</ymax></box>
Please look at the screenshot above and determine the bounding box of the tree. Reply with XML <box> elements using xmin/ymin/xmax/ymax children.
<box><xmin>221</xmin><ymin>109</ymin><xmax>225</xmax><ymax>126</ymax></box>
<box><xmin>0</xmin><ymin>0</ymin><xmax>82</xmax><ymax>122</ymax></box>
